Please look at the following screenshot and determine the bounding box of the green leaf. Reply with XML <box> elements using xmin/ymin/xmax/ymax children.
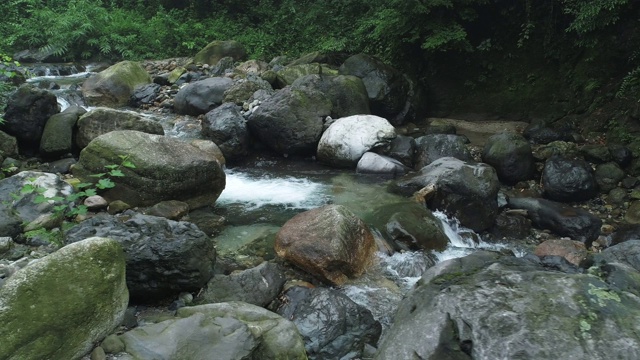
<box><xmin>85</xmin><ymin>188</ymin><xmax>97</xmax><ymax>196</ymax></box>
<box><xmin>33</xmin><ymin>194</ymin><xmax>48</xmax><ymax>204</ymax></box>
<box><xmin>90</xmin><ymin>173</ymin><xmax>106</xmax><ymax>178</ymax></box>
<box><xmin>108</xmin><ymin>169</ymin><xmax>125</xmax><ymax>177</ymax></box>
<box><xmin>20</xmin><ymin>184</ymin><xmax>35</xmax><ymax>194</ymax></box>
<box><xmin>77</xmin><ymin>182</ymin><xmax>94</xmax><ymax>189</ymax></box>
<box><xmin>122</xmin><ymin>160</ymin><xmax>136</xmax><ymax>169</ymax></box>
<box><xmin>96</xmin><ymin>178</ymin><xmax>116</xmax><ymax>189</ymax></box>
<box><xmin>105</xmin><ymin>164</ymin><xmax>119</xmax><ymax>170</ymax></box>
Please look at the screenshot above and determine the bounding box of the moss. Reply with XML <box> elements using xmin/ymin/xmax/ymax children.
<box><xmin>587</xmin><ymin>283</ymin><xmax>621</xmax><ymax>307</ymax></box>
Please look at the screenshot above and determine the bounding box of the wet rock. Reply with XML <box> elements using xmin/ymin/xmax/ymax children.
<box><xmin>317</xmin><ymin>115</ymin><xmax>396</xmax><ymax>168</ymax></box>
<box><xmin>594</xmin><ymin>162</ymin><xmax>625</xmax><ymax>193</ymax></box>
<box><xmin>356</xmin><ymin>152</ymin><xmax>409</xmax><ymax>175</ymax></box>
<box><xmin>0</xmin><ymin>131</ymin><xmax>18</xmax><ymax>158</ymax></box>
<box><xmin>39</xmin><ymin>106</ymin><xmax>86</xmax><ymax>159</ymax></box>
<box><xmin>581</xmin><ymin>144</ymin><xmax>612</xmax><ymax>163</ymax></box>
<box><xmin>482</xmin><ymin>132</ymin><xmax>534</xmax><ymax>184</ymax></box>
<box><xmin>414</xmin><ymin>134</ymin><xmax>473</xmax><ymax>169</ymax></box>
<box><xmin>0</xmin><ymin>84</ymin><xmax>59</xmax><ymax>153</ymax></box>
<box><xmin>369</xmin><ymin>201</ymin><xmax>449</xmax><ymax>252</ymax></box>
<box><xmin>542</xmin><ymin>156</ymin><xmax>598</xmax><ymax>202</ymax></box>
<box><xmin>275</xmin><ymin>204</ymin><xmax>377</xmax><ymax>285</ymax></box>
<box><xmin>534</xmin><ymin>140</ymin><xmax>580</xmax><ymax>160</ymax></box>
<box><xmin>507</xmin><ymin>197</ymin><xmax>602</xmax><ymax>247</ymax></box>
<box><xmin>202</xmin><ymin>102</ymin><xmax>250</xmax><ymax>161</ymax></box>
<box><xmin>610</xmin><ymin>225</ymin><xmax>640</xmax><ymax>246</ymax></box>
<box><xmin>248</xmin><ymin>86</ymin><xmax>332</xmax><ymax>156</ymax></box>
<box><xmin>72</xmin><ymin>130</ymin><xmax>226</xmax><ymax>209</ymax></box>
<box><xmin>185</xmin><ymin>208</ymin><xmax>226</xmax><ymax>236</ymax></box>
<box><xmin>534</xmin><ymin>239</ymin><xmax>589</xmax><ymax>266</ymax></box>
<box><xmin>275</xmin><ymin>286</ymin><xmax>381</xmax><ymax>360</ymax></box>
<box><xmin>198</xmin><ymin>262</ymin><xmax>286</xmax><ymax>307</ymax></box>
<box><xmin>209</xmin><ymin>56</ymin><xmax>235</xmax><ymax>77</ymax></box>
<box><xmin>75</xmin><ymin>107</ymin><xmax>164</xmax><ymax>149</ymax></box>
<box><xmin>608</xmin><ymin>144</ymin><xmax>633</xmax><ymax>168</ymax></box>
<box><xmin>523</xmin><ymin>121</ymin><xmax>565</xmax><ymax>144</ymax></box>
<box><xmin>625</xmin><ymin>201</ymin><xmax>640</xmax><ymax>224</ymax></box>
<box><xmin>130</xmin><ymin>83</ymin><xmax>161</xmax><ymax>107</ymax></box>
<box><xmin>0</xmin><ymin>237</ymin><xmax>127</xmax><ymax>360</ymax></box>
<box><xmin>118</xmin><ymin>302</ymin><xmax>306</xmax><ymax>360</ymax></box>
<box><xmin>376</xmin><ymin>251</ymin><xmax>640</xmax><ymax>360</ymax></box>
<box><xmin>291</xmin><ymin>74</ymin><xmax>371</xmax><ymax>118</ymax></box>
<box><xmin>379</xmin><ymin>134</ymin><xmax>416</xmax><ymax>168</ymax></box>
<box><xmin>82</xmin><ymin>61</ymin><xmax>151</xmax><ymax>107</ymax></box>
<box><xmin>339</xmin><ymin>53</ymin><xmax>421</xmax><ymax>125</ymax></box>
<box><xmin>193</xmin><ymin>40</ymin><xmax>247</xmax><ymax>66</ymax></box>
<box><xmin>173</xmin><ymin>77</ymin><xmax>234</xmax><ymax>116</ymax></box>
<box><xmin>390</xmin><ymin>157</ymin><xmax>500</xmax><ymax>232</ymax></box>
<box><xmin>489</xmin><ymin>212</ymin><xmax>531</xmax><ymax>240</ymax></box>
<box><xmin>65</xmin><ymin>212</ymin><xmax>215</xmax><ymax>301</ymax></box>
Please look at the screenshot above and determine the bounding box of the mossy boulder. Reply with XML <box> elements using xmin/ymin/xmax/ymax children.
<box><xmin>0</xmin><ymin>237</ymin><xmax>128</xmax><ymax>360</ymax></box>
<box><xmin>193</xmin><ymin>40</ymin><xmax>247</xmax><ymax>66</ymax></box>
<box><xmin>72</xmin><ymin>130</ymin><xmax>225</xmax><ymax>209</ymax></box>
<box><xmin>82</xmin><ymin>61</ymin><xmax>151</xmax><ymax>107</ymax></box>
<box><xmin>75</xmin><ymin>107</ymin><xmax>164</xmax><ymax>149</ymax></box>
<box><xmin>276</xmin><ymin>63</ymin><xmax>338</xmax><ymax>88</ymax></box>
<box><xmin>39</xmin><ymin>106</ymin><xmax>86</xmax><ymax>159</ymax></box>
<box><xmin>291</xmin><ymin>74</ymin><xmax>371</xmax><ymax>118</ymax></box>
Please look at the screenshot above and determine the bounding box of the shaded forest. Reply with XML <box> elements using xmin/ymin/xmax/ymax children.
<box><xmin>1</xmin><ymin>0</ymin><xmax>640</xmax><ymax>131</ymax></box>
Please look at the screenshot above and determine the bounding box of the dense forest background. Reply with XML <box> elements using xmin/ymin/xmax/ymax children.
<box><xmin>1</xmin><ymin>0</ymin><xmax>639</xmax><ymax>132</ymax></box>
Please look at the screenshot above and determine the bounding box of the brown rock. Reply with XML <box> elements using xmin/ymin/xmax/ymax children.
<box><xmin>275</xmin><ymin>205</ymin><xmax>376</xmax><ymax>285</ymax></box>
<box><xmin>534</xmin><ymin>239</ymin><xmax>588</xmax><ymax>266</ymax></box>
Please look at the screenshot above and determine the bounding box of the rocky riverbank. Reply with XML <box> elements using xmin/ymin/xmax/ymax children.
<box><xmin>2</xmin><ymin>40</ymin><xmax>640</xmax><ymax>359</ymax></box>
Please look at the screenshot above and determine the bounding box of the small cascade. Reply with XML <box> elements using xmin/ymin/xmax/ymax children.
<box><xmin>25</xmin><ymin>63</ymin><xmax>95</xmax><ymax>111</ymax></box>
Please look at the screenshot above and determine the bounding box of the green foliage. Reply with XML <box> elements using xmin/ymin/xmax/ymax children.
<box><xmin>14</xmin><ymin>155</ymin><xmax>135</xmax><ymax>246</ymax></box>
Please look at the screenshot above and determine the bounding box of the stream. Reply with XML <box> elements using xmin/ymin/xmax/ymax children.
<box><xmin>26</xmin><ymin>63</ymin><xmax>528</xmax><ymax>332</ymax></box>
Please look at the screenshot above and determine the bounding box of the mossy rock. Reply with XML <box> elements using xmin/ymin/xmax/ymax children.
<box><xmin>0</xmin><ymin>237</ymin><xmax>128</xmax><ymax>359</ymax></box>
<box><xmin>193</xmin><ymin>40</ymin><xmax>247</xmax><ymax>66</ymax></box>
<box><xmin>82</xmin><ymin>61</ymin><xmax>151</xmax><ymax>107</ymax></box>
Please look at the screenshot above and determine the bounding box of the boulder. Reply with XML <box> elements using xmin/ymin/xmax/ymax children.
<box><xmin>390</xmin><ymin>157</ymin><xmax>500</xmax><ymax>232</ymax></box>
<box><xmin>523</xmin><ymin>121</ymin><xmax>566</xmax><ymax>144</ymax></box>
<box><xmin>75</xmin><ymin>107</ymin><xmax>164</xmax><ymax>149</ymax></box>
<box><xmin>0</xmin><ymin>237</ymin><xmax>128</xmax><ymax>360</ymax></box>
<box><xmin>542</xmin><ymin>156</ymin><xmax>598</xmax><ymax>202</ymax></box>
<box><xmin>594</xmin><ymin>240</ymin><xmax>640</xmax><ymax>271</ymax></box>
<box><xmin>275</xmin><ymin>63</ymin><xmax>337</xmax><ymax>87</ymax></box>
<box><xmin>317</xmin><ymin>115</ymin><xmax>396</xmax><ymax>168</ymax></box>
<box><xmin>0</xmin><ymin>84</ymin><xmax>58</xmax><ymax>153</ymax></box>
<box><xmin>248</xmin><ymin>86</ymin><xmax>332</xmax><ymax>156</ymax></box>
<box><xmin>117</xmin><ymin>302</ymin><xmax>306</xmax><ymax>360</ymax></box>
<box><xmin>39</xmin><ymin>106</ymin><xmax>86</xmax><ymax>159</ymax></box>
<box><xmin>197</xmin><ymin>262</ymin><xmax>286</xmax><ymax>307</ymax></box>
<box><xmin>608</xmin><ymin>144</ymin><xmax>633</xmax><ymax>168</ymax></box>
<box><xmin>534</xmin><ymin>239</ymin><xmax>589</xmax><ymax>266</ymax></box>
<box><xmin>65</xmin><ymin>212</ymin><xmax>216</xmax><ymax>301</ymax></box>
<box><xmin>507</xmin><ymin>197</ymin><xmax>602</xmax><ymax>247</ymax></box>
<box><xmin>368</xmin><ymin>201</ymin><xmax>449</xmax><ymax>252</ymax></box>
<box><xmin>379</xmin><ymin>134</ymin><xmax>416</xmax><ymax>168</ymax></box>
<box><xmin>594</xmin><ymin>162</ymin><xmax>625</xmax><ymax>193</ymax></box>
<box><xmin>202</xmin><ymin>102</ymin><xmax>250</xmax><ymax>160</ymax></box>
<box><xmin>339</xmin><ymin>53</ymin><xmax>421</xmax><ymax>125</ymax></box>
<box><xmin>291</xmin><ymin>74</ymin><xmax>371</xmax><ymax>118</ymax></box>
<box><xmin>0</xmin><ymin>130</ymin><xmax>18</xmax><ymax>157</ymax></box>
<box><xmin>193</xmin><ymin>40</ymin><xmax>247</xmax><ymax>66</ymax></box>
<box><xmin>222</xmin><ymin>76</ymin><xmax>273</xmax><ymax>105</ymax></box>
<box><xmin>356</xmin><ymin>152</ymin><xmax>409</xmax><ymax>175</ymax></box>
<box><xmin>482</xmin><ymin>132</ymin><xmax>534</xmax><ymax>184</ymax></box>
<box><xmin>275</xmin><ymin>204</ymin><xmax>377</xmax><ymax>285</ymax></box>
<box><xmin>143</xmin><ymin>200</ymin><xmax>189</xmax><ymax>220</ymax></box>
<box><xmin>375</xmin><ymin>251</ymin><xmax>640</xmax><ymax>360</ymax></box>
<box><xmin>276</xmin><ymin>286</ymin><xmax>381</xmax><ymax>360</ymax></box>
<box><xmin>130</xmin><ymin>83</ymin><xmax>161</xmax><ymax>107</ymax></box>
<box><xmin>414</xmin><ymin>134</ymin><xmax>472</xmax><ymax>169</ymax></box>
<box><xmin>72</xmin><ymin>130</ymin><xmax>225</xmax><ymax>209</ymax></box>
<box><xmin>82</xmin><ymin>61</ymin><xmax>151</xmax><ymax>107</ymax></box>
<box><xmin>173</xmin><ymin>77</ymin><xmax>234</xmax><ymax>116</ymax></box>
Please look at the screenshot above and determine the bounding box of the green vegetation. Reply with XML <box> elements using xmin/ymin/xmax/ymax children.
<box><xmin>16</xmin><ymin>155</ymin><xmax>135</xmax><ymax>246</ymax></box>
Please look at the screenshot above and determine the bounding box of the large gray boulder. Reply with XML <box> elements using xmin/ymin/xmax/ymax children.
<box><xmin>317</xmin><ymin>115</ymin><xmax>396</xmax><ymax>168</ymax></box>
<box><xmin>202</xmin><ymin>102</ymin><xmax>250</xmax><ymax>161</ymax></box>
<box><xmin>275</xmin><ymin>63</ymin><xmax>337</xmax><ymax>87</ymax></box>
<box><xmin>193</xmin><ymin>40</ymin><xmax>247</xmax><ymax>66</ymax></box>
<box><xmin>0</xmin><ymin>237</ymin><xmax>128</xmax><ymax>360</ymax></box>
<box><xmin>291</xmin><ymin>74</ymin><xmax>371</xmax><ymax>118</ymax></box>
<box><xmin>0</xmin><ymin>84</ymin><xmax>59</xmax><ymax>153</ymax></box>
<box><xmin>117</xmin><ymin>302</ymin><xmax>306</xmax><ymax>360</ymax></box>
<box><xmin>356</xmin><ymin>152</ymin><xmax>409</xmax><ymax>175</ymax></box>
<box><xmin>482</xmin><ymin>132</ymin><xmax>535</xmax><ymax>184</ymax></box>
<box><xmin>82</xmin><ymin>61</ymin><xmax>151</xmax><ymax>107</ymax></box>
<box><xmin>391</xmin><ymin>157</ymin><xmax>500</xmax><ymax>232</ymax></box>
<box><xmin>414</xmin><ymin>134</ymin><xmax>473</xmax><ymax>169</ymax></box>
<box><xmin>275</xmin><ymin>204</ymin><xmax>377</xmax><ymax>285</ymax></box>
<box><xmin>339</xmin><ymin>53</ymin><xmax>421</xmax><ymax>125</ymax></box>
<box><xmin>248</xmin><ymin>86</ymin><xmax>332</xmax><ymax>156</ymax></box>
<box><xmin>65</xmin><ymin>212</ymin><xmax>216</xmax><ymax>301</ymax></box>
<box><xmin>72</xmin><ymin>130</ymin><xmax>225</xmax><ymax>209</ymax></box>
<box><xmin>75</xmin><ymin>107</ymin><xmax>164</xmax><ymax>149</ymax></box>
<box><xmin>39</xmin><ymin>106</ymin><xmax>86</xmax><ymax>159</ymax></box>
<box><xmin>542</xmin><ymin>155</ymin><xmax>598</xmax><ymax>202</ymax></box>
<box><xmin>174</xmin><ymin>77</ymin><xmax>234</xmax><ymax>116</ymax></box>
<box><xmin>594</xmin><ymin>240</ymin><xmax>640</xmax><ymax>271</ymax></box>
<box><xmin>276</xmin><ymin>286</ymin><xmax>381</xmax><ymax>360</ymax></box>
<box><xmin>375</xmin><ymin>251</ymin><xmax>640</xmax><ymax>360</ymax></box>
